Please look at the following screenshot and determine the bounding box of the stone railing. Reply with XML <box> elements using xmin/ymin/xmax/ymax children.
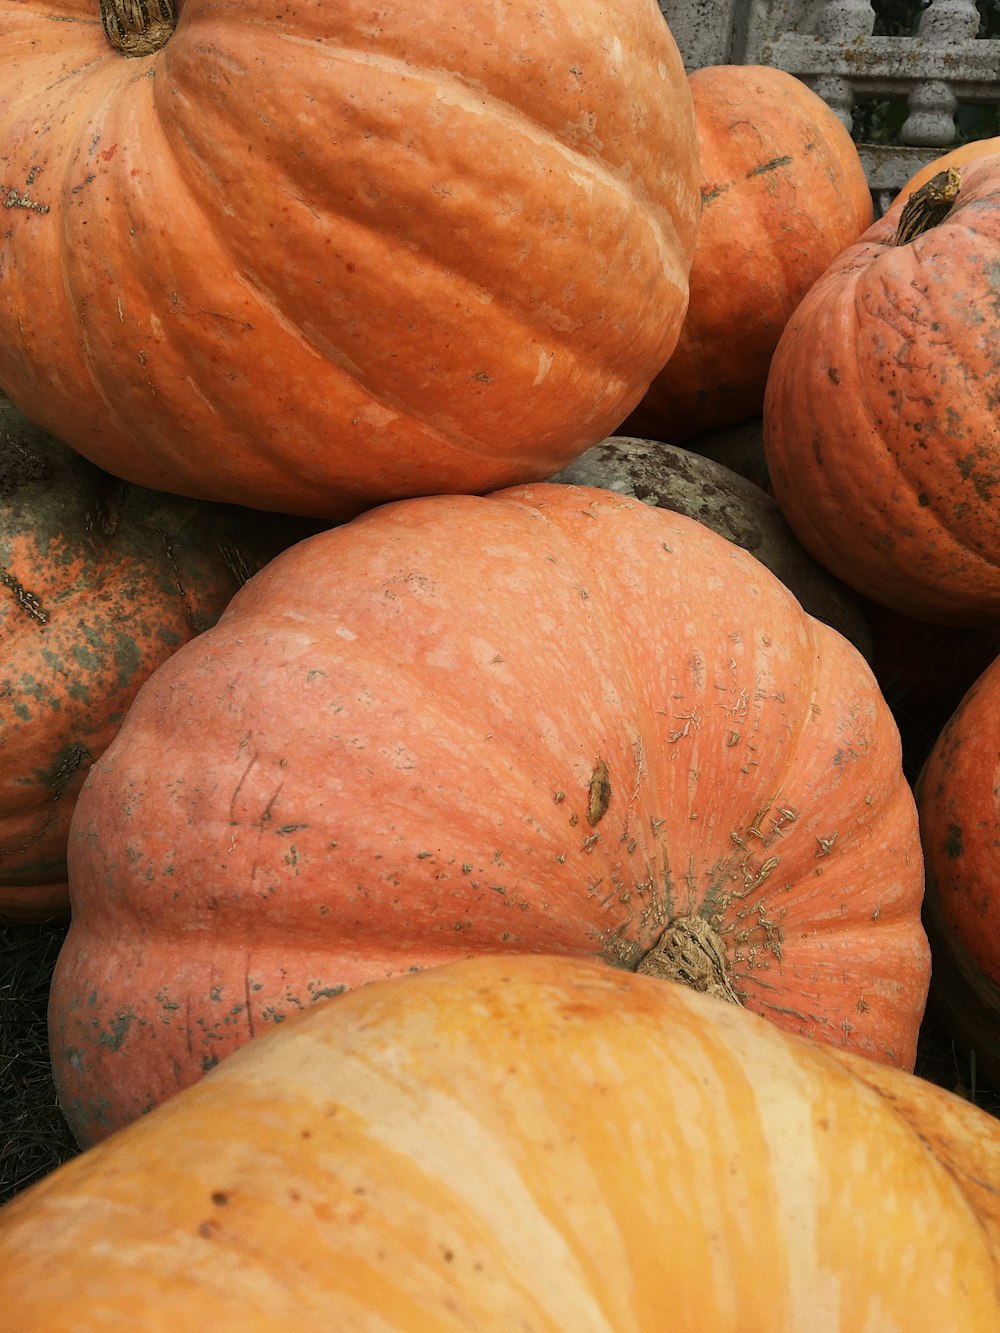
<box><xmin>660</xmin><ymin>0</ymin><xmax>1000</xmax><ymax>211</ymax></box>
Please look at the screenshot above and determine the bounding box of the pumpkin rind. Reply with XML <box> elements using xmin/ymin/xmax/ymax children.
<box><xmin>6</xmin><ymin>956</ymin><xmax>1000</xmax><ymax>1327</ymax></box>
<box><xmin>0</xmin><ymin>394</ymin><xmax>314</xmax><ymax>922</ymax></box>
<box><xmin>917</xmin><ymin>651</ymin><xmax>1000</xmax><ymax>1088</ymax></box>
<box><xmin>763</xmin><ymin>154</ymin><xmax>1000</xmax><ymax>625</ymax></box>
<box><xmin>0</xmin><ymin>0</ymin><xmax>699</xmax><ymax>517</ymax></box>
<box><xmin>50</xmin><ymin>483</ymin><xmax>928</xmax><ymax>1144</ymax></box>
<box><xmin>549</xmin><ymin>434</ymin><xmax>872</xmax><ymax>658</ymax></box>
<box><xmin>624</xmin><ymin>64</ymin><xmax>872</xmax><ymax>443</ymax></box>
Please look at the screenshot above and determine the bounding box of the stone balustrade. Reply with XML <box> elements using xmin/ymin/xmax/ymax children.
<box><xmin>660</xmin><ymin>0</ymin><xmax>1000</xmax><ymax>207</ymax></box>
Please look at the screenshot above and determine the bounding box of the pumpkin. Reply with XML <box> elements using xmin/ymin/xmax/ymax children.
<box><xmin>764</xmin><ymin>154</ymin><xmax>1000</xmax><ymax>625</ymax></box>
<box><xmin>6</xmin><ymin>956</ymin><xmax>1000</xmax><ymax>1326</ymax></box>
<box><xmin>0</xmin><ymin>0</ymin><xmax>699</xmax><ymax>519</ymax></box>
<box><xmin>0</xmin><ymin>392</ymin><xmax>314</xmax><ymax>923</ymax></box>
<box><xmin>51</xmin><ymin>483</ymin><xmax>928</xmax><ymax>1146</ymax></box>
<box><xmin>896</xmin><ymin>136</ymin><xmax>1000</xmax><ymax>210</ymax></box>
<box><xmin>623</xmin><ymin>64</ymin><xmax>872</xmax><ymax>444</ymax></box>
<box><xmin>917</xmin><ymin>651</ymin><xmax>1000</xmax><ymax>1090</ymax></box>
<box><xmin>549</xmin><ymin>435</ymin><xmax>871</xmax><ymax>659</ymax></box>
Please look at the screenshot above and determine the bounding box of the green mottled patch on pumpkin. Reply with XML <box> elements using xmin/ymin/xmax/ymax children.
<box><xmin>98</xmin><ymin>1009</ymin><xmax>135</xmax><ymax>1052</ymax></box>
<box><xmin>114</xmin><ymin>632</ymin><xmax>141</xmax><ymax>687</ymax></box>
<box><xmin>943</xmin><ymin>823</ymin><xmax>964</xmax><ymax>859</ymax></box>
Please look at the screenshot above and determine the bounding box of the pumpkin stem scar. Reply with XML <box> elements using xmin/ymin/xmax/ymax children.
<box><xmin>893</xmin><ymin>167</ymin><xmax>962</xmax><ymax>247</ymax></box>
<box><xmin>101</xmin><ymin>0</ymin><xmax>176</xmax><ymax>58</ymax></box>
<box><xmin>635</xmin><ymin>914</ymin><xmax>743</xmax><ymax>1006</ymax></box>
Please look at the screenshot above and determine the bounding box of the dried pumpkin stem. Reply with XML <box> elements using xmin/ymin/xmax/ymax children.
<box><xmin>893</xmin><ymin>167</ymin><xmax>962</xmax><ymax>246</ymax></box>
<box><xmin>101</xmin><ymin>0</ymin><xmax>176</xmax><ymax>57</ymax></box>
<box><xmin>635</xmin><ymin>913</ymin><xmax>742</xmax><ymax>1006</ymax></box>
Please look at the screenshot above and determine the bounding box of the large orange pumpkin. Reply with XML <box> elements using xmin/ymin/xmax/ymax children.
<box><xmin>7</xmin><ymin>956</ymin><xmax>1000</xmax><ymax>1327</ymax></box>
<box><xmin>0</xmin><ymin>0</ymin><xmax>699</xmax><ymax>518</ymax></box>
<box><xmin>624</xmin><ymin>64</ymin><xmax>872</xmax><ymax>443</ymax></box>
<box><xmin>764</xmin><ymin>153</ymin><xmax>1000</xmax><ymax>625</ymax></box>
<box><xmin>917</xmin><ymin>651</ymin><xmax>1000</xmax><ymax>1089</ymax></box>
<box><xmin>0</xmin><ymin>393</ymin><xmax>313</xmax><ymax>923</ymax></box>
<box><xmin>51</xmin><ymin>484</ymin><xmax>928</xmax><ymax>1145</ymax></box>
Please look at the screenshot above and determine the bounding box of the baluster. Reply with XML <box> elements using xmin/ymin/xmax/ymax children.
<box><xmin>902</xmin><ymin>81</ymin><xmax>959</xmax><ymax>146</ymax></box>
<box><xmin>806</xmin><ymin>0</ymin><xmax>875</xmax><ymax>40</ymax></box>
<box><xmin>808</xmin><ymin>74</ymin><xmax>857</xmax><ymax>134</ymax></box>
<box><xmin>916</xmin><ymin>0</ymin><xmax>980</xmax><ymax>43</ymax></box>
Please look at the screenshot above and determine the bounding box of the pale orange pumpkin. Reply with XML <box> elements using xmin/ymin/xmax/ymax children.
<box><xmin>0</xmin><ymin>0</ymin><xmax>699</xmax><ymax>517</ymax></box>
<box><xmin>6</xmin><ymin>955</ymin><xmax>1000</xmax><ymax>1328</ymax></box>
<box><xmin>51</xmin><ymin>484</ymin><xmax>928</xmax><ymax>1146</ymax></box>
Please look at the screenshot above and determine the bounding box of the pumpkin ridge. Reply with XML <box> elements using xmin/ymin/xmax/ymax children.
<box><xmin>156</xmin><ymin>27</ymin><xmax>688</xmax><ymax>350</ymax></box>
<box><xmin>158</xmin><ymin>50</ymin><xmax>685</xmax><ymax>372</ymax></box>
<box><xmin>225</xmin><ymin>28</ymin><xmax>686</xmax><ymax>271</ymax></box>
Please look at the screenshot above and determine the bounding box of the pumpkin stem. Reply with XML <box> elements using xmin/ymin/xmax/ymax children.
<box><xmin>635</xmin><ymin>914</ymin><xmax>742</xmax><ymax>1006</ymax></box>
<box><xmin>893</xmin><ymin>167</ymin><xmax>962</xmax><ymax>246</ymax></box>
<box><xmin>101</xmin><ymin>0</ymin><xmax>176</xmax><ymax>57</ymax></box>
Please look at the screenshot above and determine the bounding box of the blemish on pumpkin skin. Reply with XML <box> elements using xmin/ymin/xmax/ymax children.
<box><xmin>586</xmin><ymin>758</ymin><xmax>611</xmax><ymax>825</ymax></box>
<box><xmin>98</xmin><ymin>1008</ymin><xmax>135</xmax><ymax>1052</ymax></box>
<box><xmin>943</xmin><ymin>823</ymin><xmax>964</xmax><ymax>859</ymax></box>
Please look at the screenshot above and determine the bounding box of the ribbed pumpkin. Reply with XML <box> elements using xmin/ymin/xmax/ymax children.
<box><xmin>764</xmin><ymin>154</ymin><xmax>1000</xmax><ymax>625</ymax></box>
<box><xmin>8</xmin><ymin>956</ymin><xmax>1000</xmax><ymax>1328</ymax></box>
<box><xmin>0</xmin><ymin>394</ymin><xmax>313</xmax><ymax>923</ymax></box>
<box><xmin>624</xmin><ymin>64</ymin><xmax>872</xmax><ymax>443</ymax></box>
<box><xmin>51</xmin><ymin>484</ymin><xmax>928</xmax><ymax>1145</ymax></box>
<box><xmin>917</xmin><ymin>651</ymin><xmax>1000</xmax><ymax>1089</ymax></box>
<box><xmin>0</xmin><ymin>0</ymin><xmax>699</xmax><ymax>518</ymax></box>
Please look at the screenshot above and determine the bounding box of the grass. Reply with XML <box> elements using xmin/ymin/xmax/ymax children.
<box><xmin>1</xmin><ymin>918</ymin><xmax>79</xmax><ymax>1205</ymax></box>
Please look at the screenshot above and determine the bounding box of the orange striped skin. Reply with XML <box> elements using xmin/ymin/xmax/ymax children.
<box><xmin>918</xmin><ymin>652</ymin><xmax>1000</xmax><ymax>1088</ymax></box>
<box><xmin>52</xmin><ymin>484</ymin><xmax>928</xmax><ymax>1145</ymax></box>
<box><xmin>0</xmin><ymin>0</ymin><xmax>698</xmax><ymax>518</ymax></box>
<box><xmin>5</xmin><ymin>955</ymin><xmax>1000</xmax><ymax>1329</ymax></box>
<box><xmin>0</xmin><ymin>397</ymin><xmax>312</xmax><ymax>921</ymax></box>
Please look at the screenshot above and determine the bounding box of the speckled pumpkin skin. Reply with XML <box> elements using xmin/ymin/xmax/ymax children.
<box><xmin>51</xmin><ymin>484</ymin><xmax>928</xmax><ymax>1146</ymax></box>
<box><xmin>764</xmin><ymin>155</ymin><xmax>1000</xmax><ymax>625</ymax></box>
<box><xmin>0</xmin><ymin>395</ymin><xmax>315</xmax><ymax>921</ymax></box>
<box><xmin>917</xmin><ymin>651</ymin><xmax>1000</xmax><ymax>1088</ymax></box>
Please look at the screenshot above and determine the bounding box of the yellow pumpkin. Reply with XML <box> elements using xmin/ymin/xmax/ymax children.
<box><xmin>3</xmin><ymin>954</ymin><xmax>999</xmax><ymax>1329</ymax></box>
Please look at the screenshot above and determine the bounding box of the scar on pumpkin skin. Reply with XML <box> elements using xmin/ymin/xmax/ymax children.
<box><xmin>0</xmin><ymin>566</ymin><xmax>47</xmax><ymax>623</ymax></box>
<box><xmin>586</xmin><ymin>758</ymin><xmax>611</xmax><ymax>826</ymax></box>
